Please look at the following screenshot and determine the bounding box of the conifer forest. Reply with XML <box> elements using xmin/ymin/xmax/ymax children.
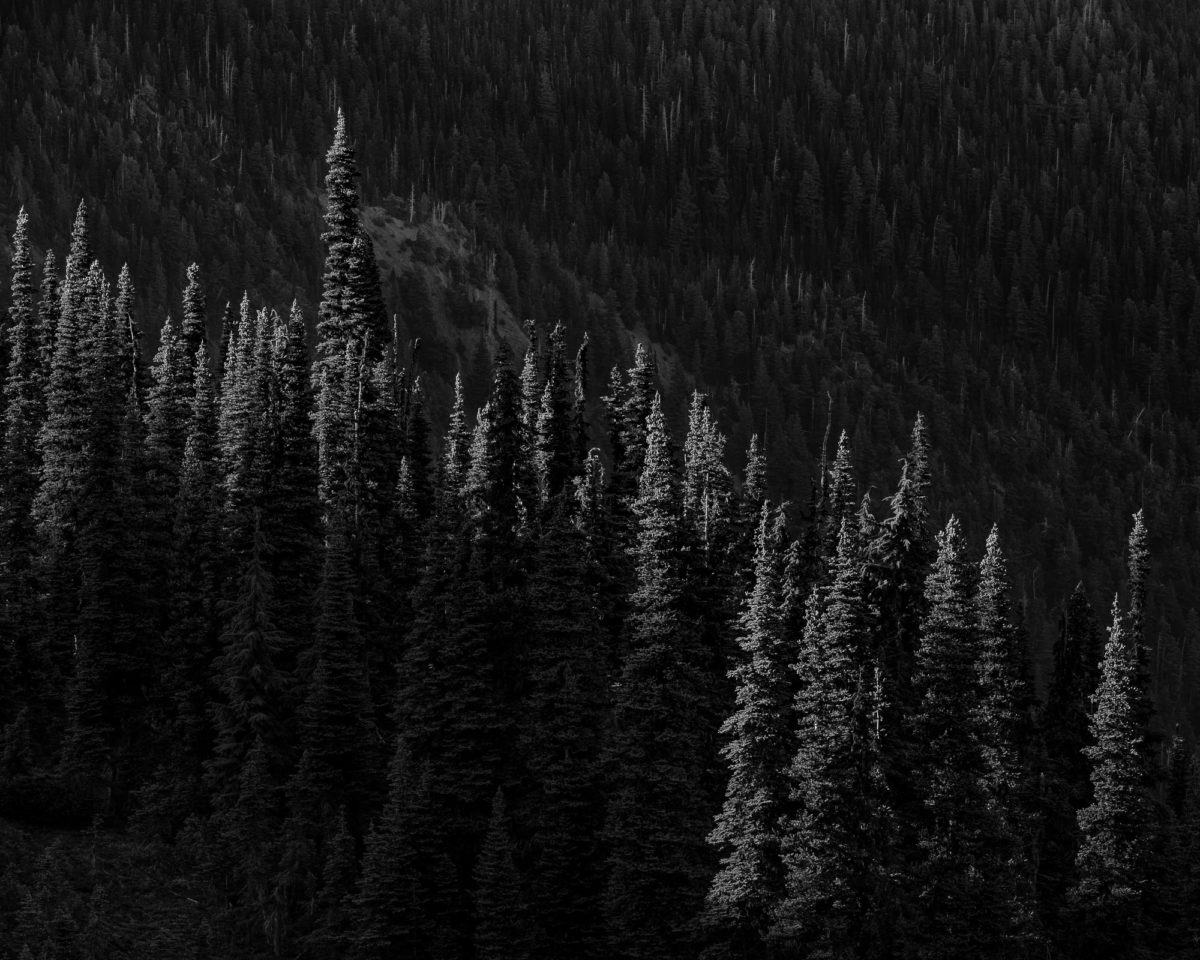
<box><xmin>4</xmin><ymin>1</ymin><xmax>1200</xmax><ymax>957</ymax></box>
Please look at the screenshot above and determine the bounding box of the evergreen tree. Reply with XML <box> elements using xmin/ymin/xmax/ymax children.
<box><xmin>351</xmin><ymin>741</ymin><xmax>461</xmax><ymax>960</ymax></box>
<box><xmin>142</xmin><ymin>341</ymin><xmax>224</xmax><ymax>833</ymax></box>
<box><xmin>570</xmin><ymin>332</ymin><xmax>591</xmax><ymax>468</ymax></box>
<box><xmin>442</xmin><ymin>371</ymin><xmax>473</xmax><ymax>500</ymax></box>
<box><xmin>207</xmin><ymin>521</ymin><xmax>290</xmax><ymax>815</ymax></box>
<box><xmin>473</xmin><ymin>790</ymin><xmax>535</xmax><ymax>960</ymax></box>
<box><xmin>519</xmin><ymin>499</ymin><xmax>608</xmax><ymax>958</ymax></box>
<box><xmin>908</xmin><ymin>517</ymin><xmax>1031</xmax><ymax>958</ymax></box>
<box><xmin>143</xmin><ymin>314</ymin><xmax>193</xmax><ymax>629</ymax></box>
<box><xmin>393</xmin><ymin>513</ymin><xmax>503</xmax><ymax>959</ymax></box>
<box><xmin>304</xmin><ymin>807</ymin><xmax>360</xmax><ymax>960</ymax></box>
<box><xmin>295</xmin><ymin>509</ymin><xmax>377</xmax><ymax>832</ymax></box>
<box><xmin>1039</xmin><ymin>584</ymin><xmax>1105</xmax><ymax>929</ymax></box>
<box><xmin>975</xmin><ymin>526</ymin><xmax>1037</xmax><ymax>812</ymax></box>
<box><xmin>707</xmin><ymin>502</ymin><xmax>793</xmax><ymax>955</ymax></box>
<box><xmin>63</xmin><ymin>263</ymin><xmax>148</xmax><ymax>818</ymax></box>
<box><xmin>33</xmin><ymin>206</ymin><xmax>95</xmax><ymax>679</ymax></box>
<box><xmin>403</xmin><ymin>375</ymin><xmax>434</xmax><ymax>520</ymax></box>
<box><xmin>1071</xmin><ymin>598</ymin><xmax>1156</xmax><ymax>955</ymax></box>
<box><xmin>218</xmin><ymin>295</ymin><xmax>271</xmax><ymax>538</ymax></box>
<box><xmin>603</xmin><ymin>394</ymin><xmax>710</xmax><ymax>960</ymax></box>
<box><xmin>0</xmin><ymin>209</ymin><xmax>45</xmax><ymax>730</ymax></box>
<box><xmin>36</xmin><ymin>251</ymin><xmax>59</xmax><ymax>380</ymax></box>
<box><xmin>602</xmin><ymin>342</ymin><xmax>657</xmax><ymax>510</ymax></box>
<box><xmin>113</xmin><ymin>263</ymin><xmax>141</xmax><ymax>390</ymax></box>
<box><xmin>865</xmin><ymin>414</ymin><xmax>933</xmax><ymax>928</ymax></box>
<box><xmin>264</xmin><ymin>301</ymin><xmax>320</xmax><ymax>651</ymax></box>
<box><xmin>777</xmin><ymin>518</ymin><xmax>890</xmax><ymax>957</ymax></box>
<box><xmin>316</xmin><ymin>108</ymin><xmax>361</xmax><ymax>380</ymax></box>
<box><xmin>869</xmin><ymin>413</ymin><xmax>933</xmax><ymax>702</ymax></box>
<box><xmin>820</xmin><ymin>429</ymin><xmax>857</xmax><ymax>564</ymax></box>
<box><xmin>532</xmin><ymin>322</ymin><xmax>575</xmax><ymax>504</ymax></box>
<box><xmin>1125</xmin><ymin>510</ymin><xmax>1160</xmax><ymax>780</ymax></box>
<box><xmin>180</xmin><ymin>263</ymin><xmax>207</xmax><ymax>359</ymax></box>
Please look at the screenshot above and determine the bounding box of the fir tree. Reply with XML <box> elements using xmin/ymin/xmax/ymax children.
<box><xmin>777</xmin><ymin>518</ymin><xmax>890</xmax><ymax>957</ymax></box>
<box><xmin>207</xmin><ymin>521</ymin><xmax>290</xmax><ymax>814</ymax></box>
<box><xmin>1039</xmin><ymin>584</ymin><xmax>1105</xmax><ymax>927</ymax></box>
<box><xmin>869</xmin><ymin>413</ymin><xmax>933</xmax><ymax>700</ymax></box>
<box><xmin>36</xmin><ymin>250</ymin><xmax>60</xmax><ymax>380</ymax></box>
<box><xmin>0</xmin><ymin>209</ymin><xmax>45</xmax><ymax>728</ymax></box>
<box><xmin>351</xmin><ymin>741</ymin><xmax>462</xmax><ymax>960</ymax></box>
<box><xmin>295</xmin><ymin>509</ymin><xmax>377</xmax><ymax>831</ymax></box>
<box><xmin>602</xmin><ymin>342</ymin><xmax>657</xmax><ymax>509</ymax></box>
<box><xmin>1125</xmin><ymin>510</ymin><xmax>1160</xmax><ymax>780</ymax></box>
<box><xmin>707</xmin><ymin>502</ymin><xmax>792</xmax><ymax>954</ymax></box>
<box><xmin>114</xmin><ymin>263</ymin><xmax>141</xmax><ymax>390</ymax></box>
<box><xmin>1071</xmin><ymin>598</ymin><xmax>1155</xmax><ymax>954</ymax></box>
<box><xmin>142</xmin><ymin>341</ymin><xmax>224</xmax><ymax>834</ymax></box>
<box><xmin>975</xmin><ymin>526</ymin><xmax>1037</xmax><ymax>811</ymax></box>
<box><xmin>473</xmin><ymin>790</ymin><xmax>535</xmax><ymax>960</ymax></box>
<box><xmin>143</xmin><ymin>314</ymin><xmax>193</xmax><ymax>628</ymax></box>
<box><xmin>909</xmin><ymin>516</ymin><xmax>1031</xmax><ymax>958</ymax></box>
<box><xmin>532</xmin><ymin>322</ymin><xmax>575</xmax><ymax>504</ymax></box>
<box><xmin>603</xmin><ymin>394</ymin><xmax>710</xmax><ymax>960</ymax></box>
<box><xmin>393</xmin><ymin>516</ymin><xmax>503</xmax><ymax>958</ymax></box>
<box><xmin>403</xmin><ymin>375</ymin><xmax>434</xmax><ymax>520</ymax></box>
<box><xmin>442</xmin><ymin>372</ymin><xmax>473</xmax><ymax>500</ymax></box>
<box><xmin>264</xmin><ymin>302</ymin><xmax>320</xmax><ymax>651</ymax></box>
<box><xmin>180</xmin><ymin>262</ymin><xmax>207</xmax><ymax>359</ymax></box>
<box><xmin>519</xmin><ymin>499</ymin><xmax>608</xmax><ymax>958</ymax></box>
<box><xmin>63</xmin><ymin>264</ymin><xmax>148</xmax><ymax>817</ymax></box>
<box><xmin>34</xmin><ymin>209</ymin><xmax>96</xmax><ymax>678</ymax></box>
<box><xmin>820</xmin><ymin>429</ymin><xmax>857</xmax><ymax>564</ymax></box>
<box><xmin>316</xmin><ymin>108</ymin><xmax>361</xmax><ymax>379</ymax></box>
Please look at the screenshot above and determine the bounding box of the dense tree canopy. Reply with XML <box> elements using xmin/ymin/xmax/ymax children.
<box><xmin>2</xmin><ymin>3</ymin><xmax>1200</xmax><ymax>957</ymax></box>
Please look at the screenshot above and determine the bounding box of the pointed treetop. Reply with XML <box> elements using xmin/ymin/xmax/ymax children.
<box><xmin>744</xmin><ymin>433</ymin><xmax>767</xmax><ymax>505</ymax></box>
<box><xmin>908</xmin><ymin>411</ymin><xmax>930</xmax><ymax>488</ymax></box>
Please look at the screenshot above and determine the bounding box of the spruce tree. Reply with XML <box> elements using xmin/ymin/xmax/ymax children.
<box><xmin>909</xmin><ymin>516</ymin><xmax>1031</xmax><ymax>958</ymax></box>
<box><xmin>975</xmin><ymin>526</ymin><xmax>1037</xmax><ymax>810</ymax></box>
<box><xmin>143</xmin><ymin>314</ymin><xmax>193</xmax><ymax>627</ymax></box>
<box><xmin>1125</xmin><ymin>510</ymin><xmax>1160</xmax><ymax>779</ymax></box>
<box><xmin>351</xmin><ymin>741</ymin><xmax>462</xmax><ymax>960</ymax></box>
<box><xmin>114</xmin><ymin>263</ymin><xmax>141</xmax><ymax>390</ymax></box>
<box><xmin>707</xmin><ymin>502</ymin><xmax>793</xmax><ymax>954</ymax></box>
<box><xmin>63</xmin><ymin>263</ymin><xmax>149</xmax><ymax>817</ymax></box>
<box><xmin>295</xmin><ymin>509</ymin><xmax>377</xmax><ymax>832</ymax></box>
<box><xmin>820</xmin><ymin>429</ymin><xmax>857</xmax><ymax>564</ymax></box>
<box><xmin>36</xmin><ymin>250</ymin><xmax>60</xmax><ymax>380</ymax></box>
<box><xmin>264</xmin><ymin>301</ymin><xmax>320</xmax><ymax>650</ymax></box>
<box><xmin>519</xmin><ymin>499</ymin><xmax>608</xmax><ymax>958</ymax></box>
<box><xmin>180</xmin><ymin>262</ymin><xmax>207</xmax><ymax>359</ymax></box>
<box><xmin>473</xmin><ymin>790</ymin><xmax>535</xmax><ymax>960</ymax></box>
<box><xmin>532</xmin><ymin>322</ymin><xmax>575</xmax><ymax>504</ymax></box>
<box><xmin>1071</xmin><ymin>598</ymin><xmax>1155</xmax><ymax>954</ymax></box>
<box><xmin>602</xmin><ymin>342</ymin><xmax>657</xmax><ymax>510</ymax></box>
<box><xmin>869</xmin><ymin>413</ymin><xmax>933</xmax><ymax>701</ymax></box>
<box><xmin>143</xmin><ymin>341</ymin><xmax>224</xmax><ymax>833</ymax></box>
<box><xmin>1039</xmin><ymin>584</ymin><xmax>1105</xmax><ymax>927</ymax></box>
<box><xmin>603</xmin><ymin>394</ymin><xmax>710</xmax><ymax>960</ymax></box>
<box><xmin>33</xmin><ymin>207</ymin><xmax>95</xmax><ymax>679</ymax></box>
<box><xmin>316</xmin><ymin>108</ymin><xmax>361</xmax><ymax>380</ymax></box>
<box><xmin>0</xmin><ymin>209</ymin><xmax>45</xmax><ymax>728</ymax></box>
<box><xmin>864</xmin><ymin>414</ymin><xmax>933</xmax><ymax>926</ymax></box>
<box><xmin>393</xmin><ymin>514</ymin><xmax>503</xmax><ymax>958</ymax></box>
<box><xmin>777</xmin><ymin>518</ymin><xmax>890</xmax><ymax>957</ymax></box>
<box><xmin>207</xmin><ymin>520</ymin><xmax>290</xmax><ymax>815</ymax></box>
<box><xmin>442</xmin><ymin>371</ymin><xmax>473</xmax><ymax>500</ymax></box>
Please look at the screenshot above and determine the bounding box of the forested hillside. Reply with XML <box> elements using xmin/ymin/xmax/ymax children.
<box><xmin>1</xmin><ymin>0</ymin><xmax>1200</xmax><ymax>956</ymax></box>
